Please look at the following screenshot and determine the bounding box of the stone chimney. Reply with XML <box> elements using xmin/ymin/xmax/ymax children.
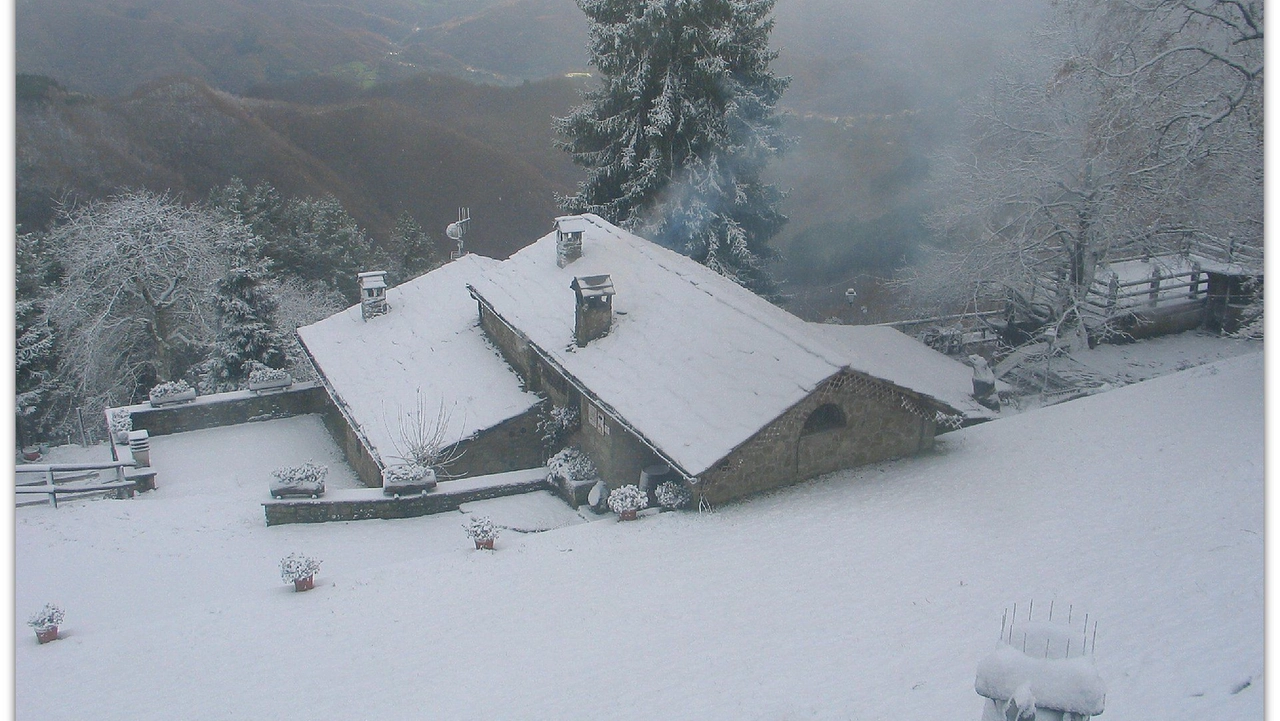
<box><xmin>556</xmin><ymin>216</ymin><xmax>589</xmax><ymax>268</ymax></box>
<box><xmin>358</xmin><ymin>270</ymin><xmax>389</xmax><ymax>321</ymax></box>
<box><xmin>570</xmin><ymin>274</ymin><xmax>615</xmax><ymax>347</ymax></box>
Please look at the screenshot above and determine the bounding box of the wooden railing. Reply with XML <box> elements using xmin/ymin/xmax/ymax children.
<box><xmin>15</xmin><ymin>461</ymin><xmax>138</xmax><ymax>508</ymax></box>
<box><xmin>1082</xmin><ymin>262</ymin><xmax>1208</xmax><ymax>317</ymax></box>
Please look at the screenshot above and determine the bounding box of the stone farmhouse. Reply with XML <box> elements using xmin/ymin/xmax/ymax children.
<box><xmin>298</xmin><ymin>214</ymin><xmax>992</xmax><ymax>506</ymax></box>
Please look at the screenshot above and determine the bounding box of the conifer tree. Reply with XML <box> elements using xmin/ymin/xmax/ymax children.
<box><xmin>557</xmin><ymin>0</ymin><xmax>790</xmax><ymax>297</ymax></box>
<box><xmin>204</xmin><ymin>232</ymin><xmax>288</xmax><ymax>391</ymax></box>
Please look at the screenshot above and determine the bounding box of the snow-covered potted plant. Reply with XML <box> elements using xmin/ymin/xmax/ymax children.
<box><xmin>247</xmin><ymin>365</ymin><xmax>293</xmax><ymax>392</ymax></box>
<box><xmin>270</xmin><ymin>462</ymin><xmax>328</xmax><ymax>499</ymax></box>
<box><xmin>28</xmin><ymin>603</ymin><xmax>64</xmax><ymax>644</ymax></box>
<box><xmin>148</xmin><ymin>379</ymin><xmax>196</xmax><ymax>407</ymax></box>
<box><xmin>381</xmin><ymin>462</ymin><xmax>437</xmax><ymax>497</ymax></box>
<box><xmin>655</xmin><ymin>480</ymin><xmax>692</xmax><ymax>511</ymax></box>
<box><xmin>280</xmin><ymin>553</ymin><xmax>321</xmax><ymax>592</ymax></box>
<box><xmin>109</xmin><ymin>408</ymin><xmax>132</xmax><ymax>444</ymax></box>
<box><xmin>547</xmin><ymin>446</ymin><xmax>600</xmax><ymax>507</ymax></box>
<box><xmin>464</xmin><ymin>515</ymin><xmax>500</xmax><ymax>550</ymax></box>
<box><xmin>607</xmin><ymin>484</ymin><xmax>649</xmax><ymax>521</ymax></box>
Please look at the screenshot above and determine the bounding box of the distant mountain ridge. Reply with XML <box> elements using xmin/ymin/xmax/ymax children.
<box><xmin>17</xmin><ymin>74</ymin><xmax>585</xmax><ymax>259</ymax></box>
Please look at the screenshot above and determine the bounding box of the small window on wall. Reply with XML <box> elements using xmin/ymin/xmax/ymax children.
<box><xmin>801</xmin><ymin>403</ymin><xmax>846</xmax><ymax>435</ymax></box>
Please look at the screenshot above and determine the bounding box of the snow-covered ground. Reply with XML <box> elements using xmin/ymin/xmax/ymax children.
<box><xmin>15</xmin><ymin>352</ymin><xmax>1263</xmax><ymax>720</ymax></box>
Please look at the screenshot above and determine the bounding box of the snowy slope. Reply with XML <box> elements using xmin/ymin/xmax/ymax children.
<box><xmin>14</xmin><ymin>352</ymin><xmax>1262</xmax><ymax>720</ymax></box>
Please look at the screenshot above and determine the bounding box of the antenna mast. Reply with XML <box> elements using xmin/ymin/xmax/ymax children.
<box><xmin>447</xmin><ymin>207</ymin><xmax>471</xmax><ymax>260</ymax></box>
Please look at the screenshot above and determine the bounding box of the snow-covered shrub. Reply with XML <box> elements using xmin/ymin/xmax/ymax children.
<box><xmin>655</xmin><ymin>480</ymin><xmax>691</xmax><ymax>510</ymax></box>
<box><xmin>279</xmin><ymin>553</ymin><xmax>321</xmax><ymax>584</ymax></box>
<box><xmin>247</xmin><ymin>365</ymin><xmax>291</xmax><ymax>385</ymax></box>
<box><xmin>382</xmin><ymin>463</ymin><xmax>430</xmax><ymax>485</ymax></box>
<box><xmin>464</xmin><ymin>515</ymin><xmax>500</xmax><ymax>543</ymax></box>
<box><xmin>272</xmin><ymin>462</ymin><xmax>328</xmax><ymax>488</ymax></box>
<box><xmin>27</xmin><ymin>603</ymin><xmax>64</xmax><ymax>631</ymax></box>
<box><xmin>547</xmin><ymin>447</ymin><xmax>597</xmax><ymax>487</ymax></box>
<box><xmin>607</xmin><ymin>484</ymin><xmax>649</xmax><ymax>515</ymax></box>
<box><xmin>109</xmin><ymin>408</ymin><xmax>132</xmax><ymax>436</ymax></box>
<box><xmin>149</xmin><ymin>379</ymin><xmax>193</xmax><ymax>401</ymax></box>
<box><xmin>537</xmin><ymin>403</ymin><xmax>580</xmax><ymax>455</ymax></box>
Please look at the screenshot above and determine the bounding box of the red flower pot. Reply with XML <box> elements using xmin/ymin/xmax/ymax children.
<box><xmin>293</xmin><ymin>576</ymin><xmax>314</xmax><ymax>592</ymax></box>
<box><xmin>35</xmin><ymin>626</ymin><xmax>58</xmax><ymax>644</ymax></box>
<box><xmin>619</xmin><ymin>509</ymin><xmax>638</xmax><ymax>521</ymax></box>
<box><xmin>474</xmin><ymin>538</ymin><xmax>495</xmax><ymax>550</ymax></box>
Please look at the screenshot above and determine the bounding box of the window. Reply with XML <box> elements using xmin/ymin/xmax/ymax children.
<box><xmin>801</xmin><ymin>403</ymin><xmax>846</xmax><ymax>435</ymax></box>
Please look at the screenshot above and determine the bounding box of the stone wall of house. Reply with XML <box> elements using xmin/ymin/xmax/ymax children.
<box><xmin>478</xmin><ymin>302</ymin><xmax>537</xmax><ymax>381</ymax></box>
<box><xmin>571</xmin><ymin>396</ymin><xmax>666</xmax><ymax>491</ymax></box>
<box><xmin>693</xmin><ymin>371</ymin><xmax>935</xmax><ymax>506</ymax></box>
<box><xmin>444</xmin><ymin>409</ymin><xmax>546</xmax><ymax>480</ymax></box>
<box><xmin>318</xmin><ymin>403</ymin><xmax>385</xmax><ymax>488</ymax></box>
<box><xmin>128</xmin><ymin>384</ymin><xmax>330</xmax><ymax>436</ymax></box>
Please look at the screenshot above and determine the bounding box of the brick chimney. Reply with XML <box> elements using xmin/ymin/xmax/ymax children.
<box><xmin>556</xmin><ymin>216</ymin><xmax>589</xmax><ymax>268</ymax></box>
<box><xmin>570</xmin><ymin>274</ymin><xmax>615</xmax><ymax>347</ymax></box>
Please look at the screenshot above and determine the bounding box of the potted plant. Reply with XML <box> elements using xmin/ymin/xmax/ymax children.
<box><xmin>270</xmin><ymin>462</ymin><xmax>328</xmax><ymax>499</ymax></box>
<box><xmin>547</xmin><ymin>446</ymin><xmax>600</xmax><ymax>507</ymax></box>
<box><xmin>20</xmin><ymin>445</ymin><xmax>42</xmax><ymax>462</ymax></box>
<box><xmin>655</xmin><ymin>480</ymin><xmax>692</xmax><ymax>510</ymax></box>
<box><xmin>109</xmin><ymin>408</ymin><xmax>132</xmax><ymax>444</ymax></box>
<box><xmin>148</xmin><ymin>379</ymin><xmax>197</xmax><ymax>407</ymax></box>
<box><xmin>28</xmin><ymin>603</ymin><xmax>64</xmax><ymax>644</ymax></box>
<box><xmin>280</xmin><ymin>553</ymin><xmax>321</xmax><ymax>591</ymax></box>
<box><xmin>381</xmin><ymin>463</ymin><xmax>437</xmax><ymax>498</ymax></box>
<box><xmin>607</xmin><ymin>484</ymin><xmax>649</xmax><ymax>521</ymax></box>
<box><xmin>247</xmin><ymin>365</ymin><xmax>293</xmax><ymax>392</ymax></box>
<box><xmin>464</xmin><ymin>515</ymin><xmax>500</xmax><ymax>550</ymax></box>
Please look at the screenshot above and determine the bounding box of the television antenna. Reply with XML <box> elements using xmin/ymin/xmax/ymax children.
<box><xmin>446</xmin><ymin>207</ymin><xmax>470</xmax><ymax>260</ymax></box>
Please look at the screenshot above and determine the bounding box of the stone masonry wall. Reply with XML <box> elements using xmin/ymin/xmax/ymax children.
<box><xmin>571</xmin><ymin>396</ymin><xmax>666</xmax><ymax>492</ymax></box>
<box><xmin>694</xmin><ymin>371</ymin><xmax>934</xmax><ymax>506</ymax></box>
<box><xmin>129</xmin><ymin>384</ymin><xmax>330</xmax><ymax>436</ymax></box>
<box><xmin>443</xmin><ymin>409</ymin><xmax>545</xmax><ymax>480</ymax></box>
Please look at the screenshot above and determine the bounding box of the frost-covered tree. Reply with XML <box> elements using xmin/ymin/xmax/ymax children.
<box><xmin>388</xmin><ymin>212</ymin><xmax>441</xmax><ymax>284</ymax></box>
<box><xmin>201</xmin><ymin>232</ymin><xmax>288</xmax><ymax>392</ymax></box>
<box><xmin>44</xmin><ymin>191</ymin><xmax>239</xmax><ymax>410</ymax></box>
<box><xmin>910</xmin><ymin>0</ymin><xmax>1262</xmax><ymax>337</ymax></box>
<box><xmin>557</xmin><ymin>0</ymin><xmax>790</xmax><ymax>297</ymax></box>
<box><xmin>15</xmin><ymin>231</ymin><xmax>69</xmax><ymax>444</ymax></box>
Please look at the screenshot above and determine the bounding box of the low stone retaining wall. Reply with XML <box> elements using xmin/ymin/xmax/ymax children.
<box><xmin>262</xmin><ymin>467</ymin><xmax>550</xmax><ymax>526</ymax></box>
<box><xmin>1099</xmin><ymin>300</ymin><xmax>1206</xmax><ymax>342</ymax></box>
<box><xmin>124</xmin><ymin>383</ymin><xmax>329</xmax><ymax>437</ymax></box>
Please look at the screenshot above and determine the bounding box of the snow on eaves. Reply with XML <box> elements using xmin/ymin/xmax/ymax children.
<box><xmin>469</xmin><ymin>214</ymin><xmax>982</xmax><ymax>477</ymax></box>
<box><xmin>297</xmin><ymin>254</ymin><xmax>540</xmax><ymax>466</ymax></box>
<box><xmin>808</xmin><ymin>323</ymin><xmax>995</xmax><ymax>422</ymax></box>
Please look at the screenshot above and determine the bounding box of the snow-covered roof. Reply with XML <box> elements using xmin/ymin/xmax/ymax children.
<box><xmin>469</xmin><ymin>214</ymin><xmax>977</xmax><ymax>477</ymax></box>
<box><xmin>808</xmin><ymin>324</ymin><xmax>995</xmax><ymax>422</ymax></box>
<box><xmin>298</xmin><ymin>255</ymin><xmax>540</xmax><ymax>466</ymax></box>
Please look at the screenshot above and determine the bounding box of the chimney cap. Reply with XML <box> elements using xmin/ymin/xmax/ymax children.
<box><xmin>358</xmin><ymin>271</ymin><xmax>388</xmax><ymax>289</ymax></box>
<box><xmin>571</xmin><ymin>274</ymin><xmax>615</xmax><ymax>299</ymax></box>
<box><xmin>555</xmin><ymin>216</ymin><xmax>591</xmax><ymax>234</ymax></box>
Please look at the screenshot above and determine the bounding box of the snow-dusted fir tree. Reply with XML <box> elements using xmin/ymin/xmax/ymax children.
<box><xmin>557</xmin><ymin>0</ymin><xmax>790</xmax><ymax>297</ymax></box>
<box><xmin>204</xmin><ymin>232</ymin><xmax>288</xmax><ymax>391</ymax></box>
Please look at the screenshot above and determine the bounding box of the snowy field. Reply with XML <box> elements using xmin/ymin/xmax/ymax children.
<box><xmin>15</xmin><ymin>352</ymin><xmax>1263</xmax><ymax>720</ymax></box>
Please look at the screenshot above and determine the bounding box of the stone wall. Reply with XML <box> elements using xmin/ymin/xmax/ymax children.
<box><xmin>319</xmin><ymin>402</ymin><xmax>385</xmax><ymax>488</ymax></box>
<box><xmin>571</xmin><ymin>396</ymin><xmax>666</xmax><ymax>491</ymax></box>
<box><xmin>694</xmin><ymin>371</ymin><xmax>934</xmax><ymax>506</ymax></box>
<box><xmin>128</xmin><ymin>384</ymin><xmax>330</xmax><ymax>436</ymax></box>
<box><xmin>444</xmin><ymin>409</ymin><xmax>546</xmax><ymax>480</ymax></box>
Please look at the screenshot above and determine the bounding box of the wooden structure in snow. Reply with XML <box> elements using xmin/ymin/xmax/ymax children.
<box><xmin>976</xmin><ymin>603</ymin><xmax>1106</xmax><ymax>721</ymax></box>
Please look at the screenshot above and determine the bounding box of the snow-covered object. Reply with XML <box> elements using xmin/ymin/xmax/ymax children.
<box><xmin>247</xmin><ymin>367</ymin><xmax>292</xmax><ymax>390</ymax></box>
<box><xmin>470</xmin><ymin>215</ymin><xmax>985</xmax><ymax>478</ymax></box>
<box><xmin>27</xmin><ymin>603</ymin><xmax>64</xmax><ymax>632</ymax></box>
<box><xmin>149</xmin><ymin>379</ymin><xmax>196</xmax><ymax>405</ymax></box>
<box><xmin>464</xmin><ymin>515</ymin><xmax>499</xmax><ymax>543</ymax></box>
<box><xmin>270</xmin><ymin>462</ymin><xmax>328</xmax><ymax>498</ymax></box>
<box><xmin>279</xmin><ymin>553</ymin><xmax>320</xmax><ymax>584</ymax></box>
<box><xmin>976</xmin><ymin>643</ymin><xmax>1106</xmax><ymax>717</ymax></box>
<box><xmin>606</xmin><ymin>484</ymin><xmax>648</xmax><ymax>515</ymax></box>
<box><xmin>297</xmin><ymin>255</ymin><xmax>539</xmax><ymax>467</ymax></box>
<box><xmin>108</xmin><ymin>408</ymin><xmax>132</xmax><ymax>440</ymax></box>
<box><xmin>381</xmin><ymin>463</ymin><xmax>437</xmax><ymax>496</ymax></box>
<box><xmin>655</xmin><ymin>480</ymin><xmax>691</xmax><ymax>510</ymax></box>
<box><xmin>547</xmin><ymin>447</ymin><xmax>597</xmax><ymax>486</ymax></box>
